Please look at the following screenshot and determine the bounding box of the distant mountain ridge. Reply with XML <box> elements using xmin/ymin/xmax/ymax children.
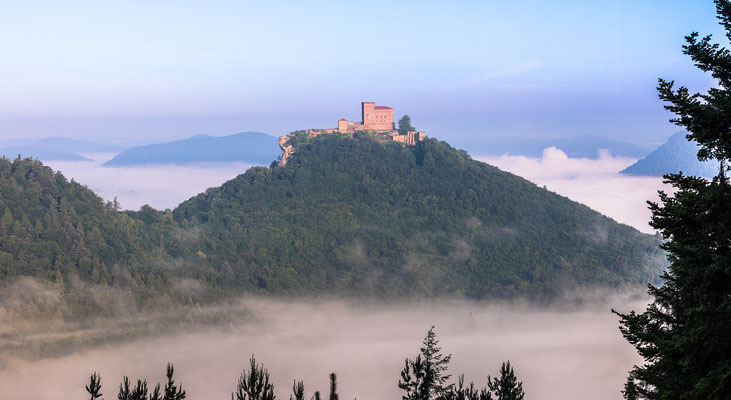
<box><xmin>620</xmin><ymin>131</ymin><xmax>720</xmax><ymax>178</ymax></box>
<box><xmin>0</xmin><ymin>137</ymin><xmax>127</xmax><ymax>161</ymax></box>
<box><xmin>0</xmin><ymin>146</ymin><xmax>90</xmax><ymax>161</ymax></box>
<box><xmin>451</xmin><ymin>135</ymin><xmax>651</xmax><ymax>159</ymax></box>
<box><xmin>32</xmin><ymin>137</ymin><xmax>128</xmax><ymax>153</ymax></box>
<box><xmin>104</xmin><ymin>132</ymin><xmax>280</xmax><ymax>166</ymax></box>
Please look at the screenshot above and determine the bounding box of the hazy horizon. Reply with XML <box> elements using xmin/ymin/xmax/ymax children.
<box><xmin>0</xmin><ymin>1</ymin><xmax>724</xmax><ymax>146</ymax></box>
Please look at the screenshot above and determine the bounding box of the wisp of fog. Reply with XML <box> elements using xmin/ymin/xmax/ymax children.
<box><xmin>0</xmin><ymin>297</ymin><xmax>645</xmax><ymax>400</ymax></box>
<box><xmin>478</xmin><ymin>147</ymin><xmax>668</xmax><ymax>233</ymax></box>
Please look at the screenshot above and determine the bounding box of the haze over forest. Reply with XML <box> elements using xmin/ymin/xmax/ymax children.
<box><xmin>2</xmin><ymin>1</ymin><xmax>730</xmax><ymax>400</ymax></box>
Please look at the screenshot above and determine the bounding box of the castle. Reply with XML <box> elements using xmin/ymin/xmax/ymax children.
<box><xmin>278</xmin><ymin>102</ymin><xmax>426</xmax><ymax>165</ymax></box>
<box><xmin>338</xmin><ymin>102</ymin><xmax>395</xmax><ymax>132</ymax></box>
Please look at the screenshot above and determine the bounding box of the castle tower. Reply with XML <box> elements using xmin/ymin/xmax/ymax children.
<box><xmin>361</xmin><ymin>102</ymin><xmax>394</xmax><ymax>131</ymax></box>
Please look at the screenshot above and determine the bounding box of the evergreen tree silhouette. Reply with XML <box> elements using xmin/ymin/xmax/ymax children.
<box><xmin>486</xmin><ymin>362</ymin><xmax>524</xmax><ymax>400</ymax></box>
<box><xmin>234</xmin><ymin>355</ymin><xmax>275</xmax><ymax>400</ymax></box>
<box><xmin>149</xmin><ymin>383</ymin><xmax>162</xmax><ymax>400</ymax></box>
<box><xmin>399</xmin><ymin>326</ymin><xmax>452</xmax><ymax>400</ymax></box>
<box><xmin>614</xmin><ymin>1</ymin><xmax>731</xmax><ymax>398</ymax></box>
<box><xmin>328</xmin><ymin>373</ymin><xmax>338</xmax><ymax>400</ymax></box>
<box><xmin>163</xmin><ymin>363</ymin><xmax>186</xmax><ymax>400</ymax></box>
<box><xmin>86</xmin><ymin>372</ymin><xmax>103</xmax><ymax>400</ymax></box>
<box><xmin>291</xmin><ymin>380</ymin><xmax>305</xmax><ymax>400</ymax></box>
<box><xmin>130</xmin><ymin>379</ymin><xmax>148</xmax><ymax>400</ymax></box>
<box><xmin>118</xmin><ymin>376</ymin><xmax>131</xmax><ymax>400</ymax></box>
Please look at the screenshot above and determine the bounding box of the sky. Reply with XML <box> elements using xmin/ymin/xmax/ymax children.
<box><xmin>0</xmin><ymin>1</ymin><xmax>724</xmax><ymax>146</ymax></box>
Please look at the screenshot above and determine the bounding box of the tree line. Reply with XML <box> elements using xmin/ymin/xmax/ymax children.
<box><xmin>84</xmin><ymin>327</ymin><xmax>524</xmax><ymax>400</ymax></box>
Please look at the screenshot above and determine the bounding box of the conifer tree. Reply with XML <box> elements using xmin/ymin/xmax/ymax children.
<box><xmin>130</xmin><ymin>379</ymin><xmax>148</xmax><ymax>400</ymax></box>
<box><xmin>291</xmin><ymin>380</ymin><xmax>305</xmax><ymax>400</ymax></box>
<box><xmin>399</xmin><ymin>327</ymin><xmax>452</xmax><ymax>400</ymax></box>
<box><xmin>328</xmin><ymin>373</ymin><xmax>338</xmax><ymax>400</ymax></box>
<box><xmin>163</xmin><ymin>363</ymin><xmax>186</xmax><ymax>400</ymax></box>
<box><xmin>486</xmin><ymin>362</ymin><xmax>523</xmax><ymax>400</ymax></box>
<box><xmin>399</xmin><ymin>354</ymin><xmax>426</xmax><ymax>400</ymax></box>
<box><xmin>149</xmin><ymin>384</ymin><xmax>162</xmax><ymax>400</ymax></box>
<box><xmin>118</xmin><ymin>376</ymin><xmax>131</xmax><ymax>400</ymax></box>
<box><xmin>86</xmin><ymin>372</ymin><xmax>103</xmax><ymax>400</ymax></box>
<box><xmin>614</xmin><ymin>1</ymin><xmax>731</xmax><ymax>398</ymax></box>
<box><xmin>234</xmin><ymin>355</ymin><xmax>275</xmax><ymax>400</ymax></box>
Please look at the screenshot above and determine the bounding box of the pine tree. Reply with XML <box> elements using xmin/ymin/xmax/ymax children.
<box><xmin>150</xmin><ymin>384</ymin><xmax>162</xmax><ymax>400</ymax></box>
<box><xmin>234</xmin><ymin>355</ymin><xmax>275</xmax><ymax>400</ymax></box>
<box><xmin>613</xmin><ymin>1</ymin><xmax>731</xmax><ymax>398</ymax></box>
<box><xmin>399</xmin><ymin>354</ymin><xmax>426</xmax><ymax>400</ymax></box>
<box><xmin>291</xmin><ymin>380</ymin><xmax>305</xmax><ymax>400</ymax></box>
<box><xmin>85</xmin><ymin>372</ymin><xmax>103</xmax><ymax>400</ymax></box>
<box><xmin>421</xmin><ymin>326</ymin><xmax>452</xmax><ymax>399</ymax></box>
<box><xmin>130</xmin><ymin>379</ymin><xmax>148</xmax><ymax>400</ymax></box>
<box><xmin>163</xmin><ymin>363</ymin><xmax>186</xmax><ymax>400</ymax></box>
<box><xmin>118</xmin><ymin>376</ymin><xmax>131</xmax><ymax>400</ymax></box>
<box><xmin>486</xmin><ymin>362</ymin><xmax>523</xmax><ymax>400</ymax></box>
<box><xmin>399</xmin><ymin>327</ymin><xmax>452</xmax><ymax>400</ymax></box>
<box><xmin>328</xmin><ymin>373</ymin><xmax>338</xmax><ymax>400</ymax></box>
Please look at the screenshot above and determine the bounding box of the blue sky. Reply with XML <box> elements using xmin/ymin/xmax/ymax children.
<box><xmin>0</xmin><ymin>0</ymin><xmax>724</xmax><ymax>146</ymax></box>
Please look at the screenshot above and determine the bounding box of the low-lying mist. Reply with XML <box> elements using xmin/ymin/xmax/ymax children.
<box><xmin>0</xmin><ymin>296</ymin><xmax>646</xmax><ymax>400</ymax></box>
<box><xmin>477</xmin><ymin>147</ymin><xmax>668</xmax><ymax>234</ymax></box>
<box><xmin>44</xmin><ymin>154</ymin><xmax>257</xmax><ymax>211</ymax></box>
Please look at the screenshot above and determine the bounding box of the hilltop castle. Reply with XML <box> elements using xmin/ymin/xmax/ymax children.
<box><xmin>278</xmin><ymin>102</ymin><xmax>426</xmax><ymax>165</ymax></box>
<box><xmin>338</xmin><ymin>102</ymin><xmax>395</xmax><ymax>132</ymax></box>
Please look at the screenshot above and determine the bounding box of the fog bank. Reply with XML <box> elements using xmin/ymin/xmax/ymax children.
<box><xmin>45</xmin><ymin>154</ymin><xmax>257</xmax><ymax>211</ymax></box>
<box><xmin>0</xmin><ymin>297</ymin><xmax>645</xmax><ymax>400</ymax></box>
<box><xmin>478</xmin><ymin>148</ymin><xmax>668</xmax><ymax>233</ymax></box>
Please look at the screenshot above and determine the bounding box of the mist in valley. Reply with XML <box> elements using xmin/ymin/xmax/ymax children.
<box><xmin>0</xmin><ymin>296</ymin><xmax>646</xmax><ymax>400</ymax></box>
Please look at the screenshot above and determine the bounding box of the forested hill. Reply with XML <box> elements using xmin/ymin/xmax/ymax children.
<box><xmin>0</xmin><ymin>134</ymin><xmax>666</xmax><ymax>308</ymax></box>
<box><xmin>0</xmin><ymin>157</ymin><xmax>159</xmax><ymax>286</ymax></box>
<box><xmin>171</xmin><ymin>132</ymin><xmax>666</xmax><ymax>299</ymax></box>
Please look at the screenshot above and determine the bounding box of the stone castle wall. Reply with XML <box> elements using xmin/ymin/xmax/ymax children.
<box><xmin>361</xmin><ymin>102</ymin><xmax>394</xmax><ymax>131</ymax></box>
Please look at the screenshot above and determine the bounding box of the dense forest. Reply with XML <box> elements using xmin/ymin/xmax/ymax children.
<box><xmin>0</xmin><ymin>133</ymin><xmax>666</xmax><ymax>326</ymax></box>
<box><xmin>170</xmin><ymin>133</ymin><xmax>665</xmax><ymax>299</ymax></box>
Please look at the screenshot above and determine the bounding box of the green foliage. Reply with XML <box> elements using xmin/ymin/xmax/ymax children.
<box><xmin>163</xmin><ymin>363</ymin><xmax>186</xmax><ymax>400</ymax></box>
<box><xmin>172</xmin><ymin>133</ymin><xmax>665</xmax><ymax>300</ymax></box>
<box><xmin>291</xmin><ymin>380</ymin><xmax>305</xmax><ymax>400</ymax></box>
<box><xmin>90</xmin><ymin>364</ymin><xmax>182</xmax><ymax>400</ymax></box>
<box><xmin>85</xmin><ymin>335</ymin><xmax>525</xmax><ymax>400</ymax></box>
<box><xmin>614</xmin><ymin>1</ymin><xmax>731</xmax><ymax>398</ymax></box>
<box><xmin>399</xmin><ymin>328</ymin><xmax>524</xmax><ymax>400</ymax></box>
<box><xmin>86</xmin><ymin>372</ymin><xmax>103</xmax><ymax>400</ymax></box>
<box><xmin>399</xmin><ymin>327</ymin><xmax>452</xmax><ymax>400</ymax></box>
<box><xmin>234</xmin><ymin>355</ymin><xmax>275</xmax><ymax>400</ymax></box>
<box><xmin>0</xmin><ymin>130</ymin><xmax>666</xmax><ymax>339</ymax></box>
<box><xmin>486</xmin><ymin>362</ymin><xmax>524</xmax><ymax>400</ymax></box>
<box><xmin>399</xmin><ymin>115</ymin><xmax>415</xmax><ymax>133</ymax></box>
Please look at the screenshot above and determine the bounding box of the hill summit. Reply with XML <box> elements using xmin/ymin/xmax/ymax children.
<box><xmin>172</xmin><ymin>132</ymin><xmax>665</xmax><ymax>299</ymax></box>
<box><xmin>0</xmin><ymin>132</ymin><xmax>666</xmax><ymax>304</ymax></box>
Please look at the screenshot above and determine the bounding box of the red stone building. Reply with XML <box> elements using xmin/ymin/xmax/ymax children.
<box><xmin>361</xmin><ymin>102</ymin><xmax>395</xmax><ymax>131</ymax></box>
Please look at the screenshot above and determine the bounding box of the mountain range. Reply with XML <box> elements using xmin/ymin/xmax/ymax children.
<box><xmin>103</xmin><ymin>132</ymin><xmax>281</xmax><ymax>166</ymax></box>
<box><xmin>620</xmin><ymin>131</ymin><xmax>721</xmax><ymax>178</ymax></box>
<box><xmin>0</xmin><ymin>137</ymin><xmax>127</xmax><ymax>161</ymax></box>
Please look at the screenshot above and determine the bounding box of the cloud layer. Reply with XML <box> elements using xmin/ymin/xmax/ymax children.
<box><xmin>45</xmin><ymin>154</ymin><xmax>256</xmax><ymax>211</ymax></box>
<box><xmin>478</xmin><ymin>147</ymin><xmax>669</xmax><ymax>233</ymax></box>
<box><xmin>0</xmin><ymin>297</ymin><xmax>645</xmax><ymax>400</ymax></box>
